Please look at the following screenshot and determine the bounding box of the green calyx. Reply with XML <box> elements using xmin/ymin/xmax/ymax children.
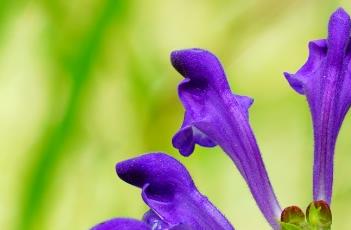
<box><xmin>280</xmin><ymin>205</ymin><xmax>307</xmax><ymax>230</ymax></box>
<box><xmin>306</xmin><ymin>200</ymin><xmax>332</xmax><ymax>229</ymax></box>
<box><xmin>280</xmin><ymin>200</ymin><xmax>332</xmax><ymax>230</ymax></box>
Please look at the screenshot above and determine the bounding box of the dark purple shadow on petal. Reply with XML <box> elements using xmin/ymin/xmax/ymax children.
<box><xmin>116</xmin><ymin>153</ymin><xmax>234</xmax><ymax>230</ymax></box>
<box><xmin>91</xmin><ymin>218</ymin><xmax>150</xmax><ymax>230</ymax></box>
<box><xmin>284</xmin><ymin>7</ymin><xmax>351</xmax><ymax>204</ymax></box>
<box><xmin>171</xmin><ymin>48</ymin><xmax>281</xmax><ymax>229</ymax></box>
<box><xmin>169</xmin><ymin>224</ymin><xmax>193</xmax><ymax>230</ymax></box>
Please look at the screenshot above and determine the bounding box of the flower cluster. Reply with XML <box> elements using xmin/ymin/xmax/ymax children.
<box><xmin>91</xmin><ymin>8</ymin><xmax>351</xmax><ymax>230</ymax></box>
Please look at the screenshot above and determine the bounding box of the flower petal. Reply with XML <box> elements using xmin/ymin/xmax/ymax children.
<box><xmin>173</xmin><ymin>114</ymin><xmax>216</xmax><ymax>156</ymax></box>
<box><xmin>143</xmin><ymin>210</ymin><xmax>192</xmax><ymax>230</ymax></box>
<box><xmin>171</xmin><ymin>48</ymin><xmax>281</xmax><ymax>228</ymax></box>
<box><xmin>284</xmin><ymin>8</ymin><xmax>351</xmax><ymax>204</ymax></box>
<box><xmin>142</xmin><ymin>210</ymin><xmax>170</xmax><ymax>230</ymax></box>
<box><xmin>116</xmin><ymin>153</ymin><xmax>234</xmax><ymax>230</ymax></box>
<box><xmin>284</xmin><ymin>39</ymin><xmax>327</xmax><ymax>94</ymax></box>
<box><xmin>91</xmin><ymin>218</ymin><xmax>150</xmax><ymax>230</ymax></box>
<box><xmin>169</xmin><ymin>224</ymin><xmax>192</xmax><ymax>230</ymax></box>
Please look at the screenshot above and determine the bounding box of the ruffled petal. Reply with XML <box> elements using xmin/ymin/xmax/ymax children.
<box><xmin>171</xmin><ymin>48</ymin><xmax>281</xmax><ymax>228</ymax></box>
<box><xmin>116</xmin><ymin>153</ymin><xmax>234</xmax><ymax>230</ymax></box>
<box><xmin>91</xmin><ymin>218</ymin><xmax>150</xmax><ymax>230</ymax></box>
<box><xmin>284</xmin><ymin>8</ymin><xmax>351</xmax><ymax>204</ymax></box>
<box><xmin>284</xmin><ymin>39</ymin><xmax>327</xmax><ymax>94</ymax></box>
<box><xmin>173</xmin><ymin>113</ymin><xmax>216</xmax><ymax>156</ymax></box>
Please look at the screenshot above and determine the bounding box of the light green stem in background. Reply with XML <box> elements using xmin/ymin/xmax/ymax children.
<box><xmin>18</xmin><ymin>1</ymin><xmax>126</xmax><ymax>229</ymax></box>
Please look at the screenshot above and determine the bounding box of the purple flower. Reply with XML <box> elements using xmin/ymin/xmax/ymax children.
<box><xmin>171</xmin><ymin>48</ymin><xmax>281</xmax><ymax>228</ymax></box>
<box><xmin>91</xmin><ymin>153</ymin><xmax>234</xmax><ymax>230</ymax></box>
<box><xmin>92</xmin><ymin>218</ymin><xmax>149</xmax><ymax>230</ymax></box>
<box><xmin>91</xmin><ymin>7</ymin><xmax>348</xmax><ymax>230</ymax></box>
<box><xmin>284</xmin><ymin>7</ymin><xmax>351</xmax><ymax>204</ymax></box>
<box><xmin>92</xmin><ymin>49</ymin><xmax>282</xmax><ymax>229</ymax></box>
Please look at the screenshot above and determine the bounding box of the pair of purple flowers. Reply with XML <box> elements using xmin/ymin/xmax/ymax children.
<box><xmin>92</xmin><ymin>8</ymin><xmax>351</xmax><ymax>230</ymax></box>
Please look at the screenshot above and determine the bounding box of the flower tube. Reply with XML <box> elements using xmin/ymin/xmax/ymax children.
<box><xmin>171</xmin><ymin>49</ymin><xmax>281</xmax><ymax>228</ymax></box>
<box><xmin>285</xmin><ymin>8</ymin><xmax>351</xmax><ymax>204</ymax></box>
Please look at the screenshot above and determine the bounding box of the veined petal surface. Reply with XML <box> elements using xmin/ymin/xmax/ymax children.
<box><xmin>285</xmin><ymin>8</ymin><xmax>351</xmax><ymax>204</ymax></box>
<box><xmin>116</xmin><ymin>152</ymin><xmax>234</xmax><ymax>230</ymax></box>
<box><xmin>171</xmin><ymin>48</ymin><xmax>281</xmax><ymax>228</ymax></box>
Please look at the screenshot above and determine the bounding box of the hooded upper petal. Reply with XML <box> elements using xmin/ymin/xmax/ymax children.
<box><xmin>284</xmin><ymin>8</ymin><xmax>351</xmax><ymax>204</ymax></box>
<box><xmin>91</xmin><ymin>218</ymin><xmax>150</xmax><ymax>230</ymax></box>
<box><xmin>116</xmin><ymin>152</ymin><xmax>234</xmax><ymax>230</ymax></box>
<box><xmin>171</xmin><ymin>48</ymin><xmax>281</xmax><ymax>228</ymax></box>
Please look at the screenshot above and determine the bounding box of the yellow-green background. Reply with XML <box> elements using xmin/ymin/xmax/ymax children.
<box><xmin>1</xmin><ymin>0</ymin><xmax>351</xmax><ymax>229</ymax></box>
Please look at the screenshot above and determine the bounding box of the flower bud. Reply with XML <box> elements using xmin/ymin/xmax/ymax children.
<box><xmin>280</xmin><ymin>205</ymin><xmax>305</xmax><ymax>226</ymax></box>
<box><xmin>306</xmin><ymin>200</ymin><xmax>332</xmax><ymax>229</ymax></box>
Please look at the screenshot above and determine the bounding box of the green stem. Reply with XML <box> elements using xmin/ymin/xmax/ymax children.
<box><xmin>18</xmin><ymin>1</ymin><xmax>126</xmax><ymax>229</ymax></box>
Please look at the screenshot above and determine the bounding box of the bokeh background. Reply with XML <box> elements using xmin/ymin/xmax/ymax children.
<box><xmin>1</xmin><ymin>0</ymin><xmax>351</xmax><ymax>229</ymax></box>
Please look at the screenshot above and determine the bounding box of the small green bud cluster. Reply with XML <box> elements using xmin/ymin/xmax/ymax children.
<box><xmin>280</xmin><ymin>200</ymin><xmax>332</xmax><ymax>230</ymax></box>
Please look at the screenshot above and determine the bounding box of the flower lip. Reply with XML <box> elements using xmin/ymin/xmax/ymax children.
<box><xmin>172</xmin><ymin>122</ymin><xmax>217</xmax><ymax>157</ymax></box>
<box><xmin>115</xmin><ymin>153</ymin><xmax>234</xmax><ymax>230</ymax></box>
<box><xmin>115</xmin><ymin>152</ymin><xmax>194</xmax><ymax>191</ymax></box>
<box><xmin>283</xmin><ymin>39</ymin><xmax>328</xmax><ymax>95</ymax></box>
<box><xmin>170</xmin><ymin>48</ymin><xmax>225</xmax><ymax>82</ymax></box>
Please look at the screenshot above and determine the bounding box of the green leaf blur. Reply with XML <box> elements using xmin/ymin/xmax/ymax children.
<box><xmin>1</xmin><ymin>0</ymin><xmax>351</xmax><ymax>229</ymax></box>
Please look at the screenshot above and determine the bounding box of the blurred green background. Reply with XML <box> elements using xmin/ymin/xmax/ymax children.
<box><xmin>1</xmin><ymin>0</ymin><xmax>351</xmax><ymax>229</ymax></box>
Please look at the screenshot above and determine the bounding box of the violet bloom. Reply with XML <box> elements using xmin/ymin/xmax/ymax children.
<box><xmin>285</xmin><ymin>8</ymin><xmax>351</xmax><ymax>204</ymax></box>
<box><xmin>171</xmin><ymin>48</ymin><xmax>281</xmax><ymax>228</ymax></box>
<box><xmin>92</xmin><ymin>47</ymin><xmax>282</xmax><ymax>229</ymax></box>
<box><xmin>91</xmin><ymin>8</ymin><xmax>349</xmax><ymax>230</ymax></box>
<box><xmin>92</xmin><ymin>48</ymin><xmax>281</xmax><ymax>229</ymax></box>
<box><xmin>92</xmin><ymin>153</ymin><xmax>234</xmax><ymax>230</ymax></box>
